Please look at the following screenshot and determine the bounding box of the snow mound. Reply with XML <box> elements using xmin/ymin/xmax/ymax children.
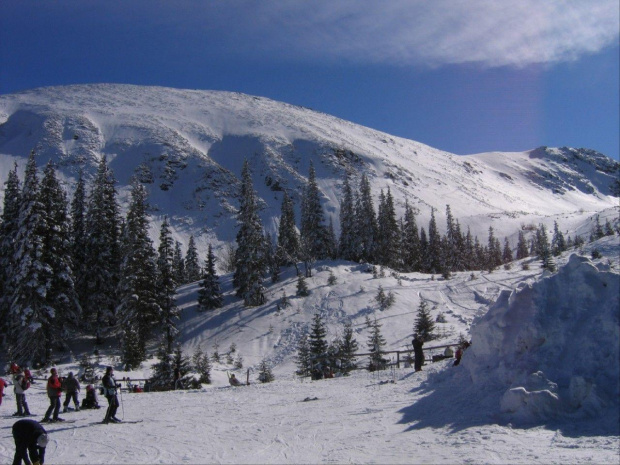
<box><xmin>463</xmin><ymin>253</ymin><xmax>620</xmax><ymax>424</ymax></box>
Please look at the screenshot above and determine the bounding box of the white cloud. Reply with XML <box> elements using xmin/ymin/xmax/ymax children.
<box><xmin>207</xmin><ymin>0</ymin><xmax>619</xmax><ymax>67</ymax></box>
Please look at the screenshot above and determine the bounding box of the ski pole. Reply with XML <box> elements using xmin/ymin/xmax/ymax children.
<box><xmin>119</xmin><ymin>384</ymin><xmax>125</xmax><ymax>420</ymax></box>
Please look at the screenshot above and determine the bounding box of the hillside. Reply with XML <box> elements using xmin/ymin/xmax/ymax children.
<box><xmin>1</xmin><ymin>236</ymin><xmax>617</xmax><ymax>464</ymax></box>
<box><xmin>1</xmin><ymin>84</ymin><xmax>618</xmax><ymax>257</ymax></box>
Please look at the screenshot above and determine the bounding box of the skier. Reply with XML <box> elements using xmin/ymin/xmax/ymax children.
<box><xmin>13</xmin><ymin>370</ymin><xmax>32</xmax><ymax>417</ymax></box>
<box><xmin>228</xmin><ymin>374</ymin><xmax>242</xmax><ymax>386</ymax></box>
<box><xmin>412</xmin><ymin>334</ymin><xmax>424</xmax><ymax>372</ymax></box>
<box><xmin>0</xmin><ymin>376</ymin><xmax>8</xmax><ymax>408</ymax></box>
<box><xmin>80</xmin><ymin>385</ymin><xmax>100</xmax><ymax>409</ymax></box>
<box><xmin>12</xmin><ymin>418</ymin><xmax>48</xmax><ymax>465</ymax></box>
<box><xmin>42</xmin><ymin>368</ymin><xmax>63</xmax><ymax>423</ymax></box>
<box><xmin>173</xmin><ymin>367</ymin><xmax>183</xmax><ymax>390</ymax></box>
<box><xmin>101</xmin><ymin>366</ymin><xmax>121</xmax><ymax>423</ymax></box>
<box><xmin>62</xmin><ymin>372</ymin><xmax>80</xmax><ymax>413</ymax></box>
<box><xmin>10</xmin><ymin>362</ymin><xmax>21</xmax><ymax>375</ymax></box>
<box><xmin>23</xmin><ymin>367</ymin><xmax>34</xmax><ymax>385</ymax></box>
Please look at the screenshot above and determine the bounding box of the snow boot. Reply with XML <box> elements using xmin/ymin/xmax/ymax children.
<box><xmin>63</xmin><ymin>407</ymin><xmax>68</xmax><ymax>413</ymax></box>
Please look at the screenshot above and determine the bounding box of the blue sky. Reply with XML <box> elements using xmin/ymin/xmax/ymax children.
<box><xmin>1</xmin><ymin>1</ymin><xmax>618</xmax><ymax>160</ymax></box>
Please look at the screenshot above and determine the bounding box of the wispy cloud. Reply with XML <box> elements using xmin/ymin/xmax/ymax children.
<box><xmin>205</xmin><ymin>0</ymin><xmax>619</xmax><ymax>67</ymax></box>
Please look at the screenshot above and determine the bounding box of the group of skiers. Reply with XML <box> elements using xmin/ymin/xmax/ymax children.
<box><xmin>2</xmin><ymin>363</ymin><xmax>123</xmax><ymax>427</ymax></box>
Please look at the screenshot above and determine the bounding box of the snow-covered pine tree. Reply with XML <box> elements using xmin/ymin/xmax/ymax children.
<box><xmin>376</xmin><ymin>188</ymin><xmax>401</xmax><ymax>270</ymax></box>
<box><xmin>414</xmin><ymin>299</ymin><xmax>436</xmax><ymax>342</ymax></box>
<box><xmin>295</xmin><ymin>333</ymin><xmax>311</xmax><ymax>376</ymax></box>
<box><xmin>338</xmin><ymin>175</ymin><xmax>357</xmax><ymax>261</ymax></box>
<box><xmin>8</xmin><ymin>152</ymin><xmax>54</xmax><ymax>363</ymax></box>
<box><xmin>258</xmin><ymin>358</ymin><xmax>275</xmax><ymax>383</ymax></box>
<box><xmin>84</xmin><ymin>155</ymin><xmax>121</xmax><ymax>344</ymax></box>
<box><xmin>401</xmin><ymin>200</ymin><xmax>420</xmax><ymax>272</ymax></box>
<box><xmin>117</xmin><ymin>178</ymin><xmax>160</xmax><ymax>366</ymax></box>
<box><xmin>172</xmin><ymin>241</ymin><xmax>186</xmax><ymax>284</ymax></box>
<box><xmin>39</xmin><ymin>161</ymin><xmax>81</xmax><ymax>338</ymax></box>
<box><xmin>300</xmin><ymin>161</ymin><xmax>329</xmax><ymax>263</ymax></box>
<box><xmin>535</xmin><ymin>224</ymin><xmax>554</xmax><ymax>270</ymax></box>
<box><xmin>463</xmin><ymin>227</ymin><xmax>475</xmax><ymax>270</ymax></box>
<box><xmin>308</xmin><ymin>313</ymin><xmax>328</xmax><ymax>370</ymax></box>
<box><xmin>427</xmin><ymin>209</ymin><xmax>442</xmax><ymax>274</ymax></box>
<box><xmin>355</xmin><ymin>173</ymin><xmax>377</xmax><ymax>263</ymax></box>
<box><xmin>276</xmin><ymin>191</ymin><xmax>300</xmax><ymax>266</ymax></box>
<box><xmin>233</xmin><ymin>160</ymin><xmax>267</xmax><ymax>306</ymax></box>
<box><xmin>296</xmin><ymin>274</ymin><xmax>310</xmax><ymax>296</ymax></box>
<box><xmin>192</xmin><ymin>346</ymin><xmax>212</xmax><ymax>384</ymax></box>
<box><xmin>0</xmin><ymin>164</ymin><xmax>21</xmax><ymax>339</ymax></box>
<box><xmin>551</xmin><ymin>221</ymin><xmax>567</xmax><ymax>256</ymax></box>
<box><xmin>502</xmin><ymin>237</ymin><xmax>513</xmax><ymax>264</ymax></box>
<box><xmin>326</xmin><ymin>216</ymin><xmax>338</xmax><ymax>259</ymax></box>
<box><xmin>157</xmin><ymin>218</ymin><xmax>180</xmax><ymax>352</ymax></box>
<box><xmin>149</xmin><ymin>341</ymin><xmax>174</xmax><ymax>391</ymax></box>
<box><xmin>516</xmin><ymin>230</ymin><xmax>529</xmax><ymax>259</ymax></box>
<box><xmin>367</xmin><ymin>318</ymin><xmax>387</xmax><ymax>371</ymax></box>
<box><xmin>70</xmin><ymin>170</ymin><xmax>89</xmax><ymax>327</ymax></box>
<box><xmin>339</xmin><ymin>321</ymin><xmax>358</xmax><ymax>374</ymax></box>
<box><xmin>198</xmin><ymin>244</ymin><xmax>223</xmax><ymax>311</ymax></box>
<box><xmin>184</xmin><ymin>235</ymin><xmax>201</xmax><ymax>283</ymax></box>
<box><xmin>487</xmin><ymin>226</ymin><xmax>502</xmax><ymax>271</ymax></box>
<box><xmin>122</xmin><ymin>322</ymin><xmax>143</xmax><ymax>369</ymax></box>
<box><xmin>173</xmin><ymin>344</ymin><xmax>191</xmax><ymax>388</ymax></box>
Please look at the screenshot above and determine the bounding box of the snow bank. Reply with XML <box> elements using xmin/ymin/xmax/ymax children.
<box><xmin>463</xmin><ymin>253</ymin><xmax>620</xmax><ymax>424</ymax></box>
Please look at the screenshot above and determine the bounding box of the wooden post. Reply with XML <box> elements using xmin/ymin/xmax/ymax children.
<box><xmin>396</xmin><ymin>351</ymin><xmax>400</xmax><ymax>369</ymax></box>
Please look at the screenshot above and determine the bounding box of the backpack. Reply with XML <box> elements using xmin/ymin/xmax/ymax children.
<box><xmin>20</xmin><ymin>376</ymin><xmax>30</xmax><ymax>391</ymax></box>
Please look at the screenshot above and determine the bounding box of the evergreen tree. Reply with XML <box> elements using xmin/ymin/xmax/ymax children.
<box><xmin>173</xmin><ymin>344</ymin><xmax>191</xmax><ymax>388</ymax></box>
<box><xmin>308</xmin><ymin>313</ymin><xmax>328</xmax><ymax>368</ymax></box>
<box><xmin>172</xmin><ymin>241</ymin><xmax>186</xmax><ymax>284</ymax></box>
<box><xmin>8</xmin><ymin>152</ymin><xmax>54</xmax><ymax>363</ymax></box>
<box><xmin>419</xmin><ymin>227</ymin><xmax>429</xmax><ymax>272</ymax></box>
<box><xmin>70</xmin><ymin>170</ymin><xmax>89</xmax><ymax>325</ymax></box>
<box><xmin>376</xmin><ymin>188</ymin><xmax>401</xmax><ymax>269</ymax></box>
<box><xmin>184</xmin><ymin>235</ymin><xmax>201</xmax><ymax>283</ymax></box>
<box><xmin>551</xmin><ymin>221</ymin><xmax>566</xmax><ymax>256</ymax></box>
<box><xmin>401</xmin><ymin>200</ymin><xmax>421</xmax><ymax>272</ymax></box>
<box><xmin>265</xmin><ymin>233</ymin><xmax>279</xmax><ymax>283</ymax></box>
<box><xmin>258</xmin><ymin>358</ymin><xmax>275</xmax><ymax>383</ymax></box>
<box><xmin>367</xmin><ymin>318</ymin><xmax>387</xmax><ymax>371</ymax></box>
<box><xmin>233</xmin><ymin>160</ymin><xmax>267</xmax><ymax>306</ymax></box>
<box><xmin>326</xmin><ymin>216</ymin><xmax>338</xmax><ymax>259</ymax></box>
<box><xmin>487</xmin><ymin>226</ymin><xmax>502</xmax><ymax>270</ymax></box>
<box><xmin>117</xmin><ymin>178</ymin><xmax>160</xmax><ymax>366</ymax></box>
<box><xmin>592</xmin><ymin>215</ymin><xmax>605</xmax><ymax>241</ymax></box>
<box><xmin>535</xmin><ymin>224</ymin><xmax>554</xmax><ymax>270</ymax></box>
<box><xmin>444</xmin><ymin>205</ymin><xmax>459</xmax><ymax>272</ymax></box>
<box><xmin>355</xmin><ymin>174</ymin><xmax>377</xmax><ymax>263</ymax></box>
<box><xmin>300</xmin><ymin>161</ymin><xmax>328</xmax><ymax>262</ymax></box>
<box><xmin>192</xmin><ymin>346</ymin><xmax>212</xmax><ymax>384</ymax></box>
<box><xmin>198</xmin><ymin>244</ymin><xmax>223</xmax><ymax>310</ymax></box>
<box><xmin>502</xmin><ymin>237</ymin><xmax>513</xmax><ymax>263</ymax></box>
<box><xmin>516</xmin><ymin>230</ymin><xmax>529</xmax><ymax>259</ymax></box>
<box><xmin>414</xmin><ymin>299</ymin><xmax>436</xmax><ymax>342</ymax></box>
<box><xmin>0</xmin><ymin>164</ymin><xmax>21</xmax><ymax>341</ymax></box>
<box><xmin>295</xmin><ymin>333</ymin><xmax>311</xmax><ymax>376</ymax></box>
<box><xmin>427</xmin><ymin>209</ymin><xmax>442</xmax><ymax>274</ymax></box>
<box><xmin>39</xmin><ymin>161</ymin><xmax>81</xmax><ymax>338</ymax></box>
<box><xmin>276</xmin><ymin>191</ymin><xmax>300</xmax><ymax>266</ymax></box>
<box><xmin>296</xmin><ymin>274</ymin><xmax>309</xmax><ymax>297</ymax></box>
<box><xmin>149</xmin><ymin>341</ymin><xmax>174</xmax><ymax>391</ymax></box>
<box><xmin>157</xmin><ymin>218</ymin><xmax>180</xmax><ymax>352</ymax></box>
<box><xmin>338</xmin><ymin>175</ymin><xmax>357</xmax><ymax>261</ymax></box>
<box><xmin>339</xmin><ymin>321</ymin><xmax>358</xmax><ymax>374</ymax></box>
<box><xmin>83</xmin><ymin>155</ymin><xmax>121</xmax><ymax>344</ymax></box>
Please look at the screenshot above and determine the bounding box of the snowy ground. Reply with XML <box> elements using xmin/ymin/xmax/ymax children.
<box><xmin>1</xmin><ymin>236</ymin><xmax>618</xmax><ymax>464</ymax></box>
<box><xmin>1</xmin><ymin>363</ymin><xmax>618</xmax><ymax>464</ymax></box>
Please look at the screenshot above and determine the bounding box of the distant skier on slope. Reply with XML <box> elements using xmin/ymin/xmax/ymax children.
<box><xmin>412</xmin><ymin>334</ymin><xmax>424</xmax><ymax>372</ymax></box>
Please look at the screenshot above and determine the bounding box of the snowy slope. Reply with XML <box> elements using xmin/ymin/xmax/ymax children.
<box><xmin>0</xmin><ymin>236</ymin><xmax>617</xmax><ymax>464</ymax></box>
<box><xmin>0</xmin><ymin>84</ymin><xmax>617</xmax><ymax>256</ymax></box>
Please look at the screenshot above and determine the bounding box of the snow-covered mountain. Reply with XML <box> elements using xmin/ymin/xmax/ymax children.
<box><xmin>0</xmin><ymin>84</ymin><xmax>618</xmax><ymax>255</ymax></box>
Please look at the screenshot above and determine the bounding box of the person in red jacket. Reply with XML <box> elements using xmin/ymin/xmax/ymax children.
<box><xmin>0</xmin><ymin>377</ymin><xmax>8</xmax><ymax>407</ymax></box>
<box><xmin>42</xmin><ymin>368</ymin><xmax>63</xmax><ymax>423</ymax></box>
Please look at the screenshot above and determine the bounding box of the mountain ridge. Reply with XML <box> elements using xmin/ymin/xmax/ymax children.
<box><xmin>0</xmin><ymin>84</ymin><xmax>617</xmax><ymax>256</ymax></box>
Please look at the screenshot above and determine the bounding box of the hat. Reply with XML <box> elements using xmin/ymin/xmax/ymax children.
<box><xmin>106</xmin><ymin>366</ymin><xmax>113</xmax><ymax>372</ymax></box>
<box><xmin>36</xmin><ymin>433</ymin><xmax>49</xmax><ymax>448</ymax></box>
<box><xmin>68</xmin><ymin>371</ymin><xmax>74</xmax><ymax>377</ymax></box>
<box><xmin>50</xmin><ymin>368</ymin><xmax>57</xmax><ymax>374</ymax></box>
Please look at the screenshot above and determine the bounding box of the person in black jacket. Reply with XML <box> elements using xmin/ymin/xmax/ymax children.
<box><xmin>412</xmin><ymin>334</ymin><xmax>424</xmax><ymax>372</ymax></box>
<box><xmin>12</xmin><ymin>418</ymin><xmax>48</xmax><ymax>465</ymax></box>
<box><xmin>101</xmin><ymin>367</ymin><xmax>121</xmax><ymax>424</ymax></box>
